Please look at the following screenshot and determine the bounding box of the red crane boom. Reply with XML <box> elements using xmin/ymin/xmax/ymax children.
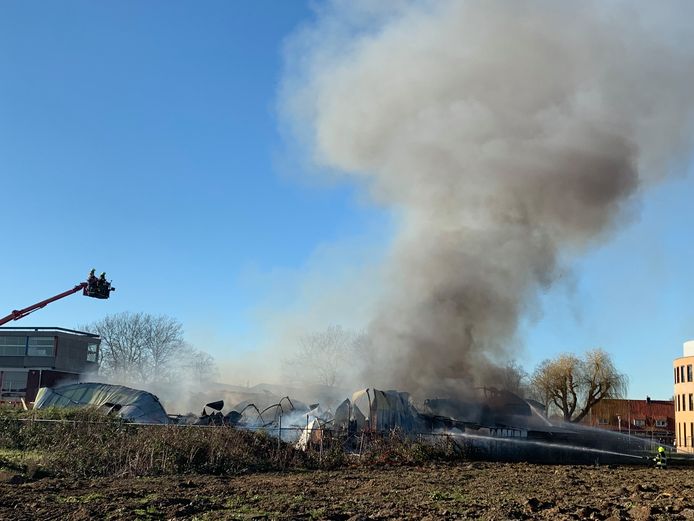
<box><xmin>0</xmin><ymin>273</ymin><xmax>115</xmax><ymax>327</ymax></box>
<box><xmin>0</xmin><ymin>284</ymin><xmax>88</xmax><ymax>326</ymax></box>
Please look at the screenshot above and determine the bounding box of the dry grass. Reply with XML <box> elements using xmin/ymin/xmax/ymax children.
<box><xmin>0</xmin><ymin>407</ymin><xmax>467</xmax><ymax>478</ymax></box>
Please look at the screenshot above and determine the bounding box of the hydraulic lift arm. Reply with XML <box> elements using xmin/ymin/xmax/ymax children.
<box><xmin>0</xmin><ymin>273</ymin><xmax>115</xmax><ymax>327</ymax></box>
<box><xmin>0</xmin><ymin>284</ymin><xmax>87</xmax><ymax>326</ymax></box>
<box><xmin>0</xmin><ymin>283</ymin><xmax>91</xmax><ymax>327</ymax></box>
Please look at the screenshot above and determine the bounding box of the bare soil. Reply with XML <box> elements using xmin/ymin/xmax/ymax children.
<box><xmin>1</xmin><ymin>462</ymin><xmax>693</xmax><ymax>520</ymax></box>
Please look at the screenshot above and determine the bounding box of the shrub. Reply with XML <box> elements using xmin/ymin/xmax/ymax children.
<box><xmin>0</xmin><ymin>408</ymin><xmax>468</xmax><ymax>478</ymax></box>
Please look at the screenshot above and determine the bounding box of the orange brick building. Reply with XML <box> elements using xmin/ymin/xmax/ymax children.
<box><xmin>673</xmin><ymin>340</ymin><xmax>694</xmax><ymax>452</ymax></box>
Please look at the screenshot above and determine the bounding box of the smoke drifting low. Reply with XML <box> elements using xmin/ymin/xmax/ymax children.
<box><xmin>281</xmin><ymin>1</ymin><xmax>694</xmax><ymax>395</ymax></box>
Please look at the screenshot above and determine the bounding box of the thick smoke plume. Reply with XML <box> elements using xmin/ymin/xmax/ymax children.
<box><xmin>281</xmin><ymin>1</ymin><xmax>694</xmax><ymax>396</ymax></box>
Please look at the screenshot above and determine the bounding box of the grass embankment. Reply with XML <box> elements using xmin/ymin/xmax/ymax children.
<box><xmin>0</xmin><ymin>406</ymin><xmax>464</xmax><ymax>478</ymax></box>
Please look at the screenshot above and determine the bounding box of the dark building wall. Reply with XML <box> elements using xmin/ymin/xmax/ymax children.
<box><xmin>0</xmin><ymin>356</ymin><xmax>24</xmax><ymax>367</ymax></box>
<box><xmin>55</xmin><ymin>334</ymin><xmax>98</xmax><ymax>372</ymax></box>
<box><xmin>0</xmin><ymin>329</ymin><xmax>98</xmax><ymax>371</ymax></box>
<box><xmin>0</xmin><ymin>328</ymin><xmax>100</xmax><ymax>400</ymax></box>
<box><xmin>26</xmin><ymin>370</ymin><xmax>80</xmax><ymax>402</ymax></box>
<box><xmin>25</xmin><ymin>356</ymin><xmax>55</xmax><ymax>368</ymax></box>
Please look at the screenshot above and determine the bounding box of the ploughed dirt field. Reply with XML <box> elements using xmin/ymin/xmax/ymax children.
<box><xmin>1</xmin><ymin>463</ymin><xmax>694</xmax><ymax>520</ymax></box>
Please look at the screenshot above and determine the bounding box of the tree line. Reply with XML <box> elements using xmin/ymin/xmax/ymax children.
<box><xmin>82</xmin><ymin>312</ymin><xmax>217</xmax><ymax>386</ymax></box>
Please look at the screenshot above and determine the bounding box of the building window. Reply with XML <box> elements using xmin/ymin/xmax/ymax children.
<box><xmin>0</xmin><ymin>336</ymin><xmax>26</xmax><ymax>356</ymax></box>
<box><xmin>682</xmin><ymin>366</ymin><xmax>686</xmax><ymax>384</ymax></box>
<box><xmin>27</xmin><ymin>337</ymin><xmax>55</xmax><ymax>357</ymax></box>
<box><xmin>689</xmin><ymin>365</ymin><xmax>693</xmax><ymax>382</ymax></box>
<box><xmin>676</xmin><ymin>368</ymin><xmax>679</xmax><ymax>383</ymax></box>
<box><xmin>598</xmin><ymin>418</ymin><xmax>609</xmax><ymax>425</ymax></box>
<box><xmin>655</xmin><ymin>419</ymin><xmax>667</xmax><ymax>428</ymax></box>
<box><xmin>678</xmin><ymin>395</ymin><xmax>681</xmax><ymax>411</ymax></box>
<box><xmin>633</xmin><ymin>419</ymin><xmax>646</xmax><ymax>427</ymax></box>
<box><xmin>0</xmin><ymin>371</ymin><xmax>27</xmax><ymax>394</ymax></box>
<box><xmin>87</xmin><ymin>343</ymin><xmax>98</xmax><ymax>363</ymax></box>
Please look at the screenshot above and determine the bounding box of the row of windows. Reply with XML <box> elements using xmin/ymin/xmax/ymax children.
<box><xmin>675</xmin><ymin>364</ymin><xmax>694</xmax><ymax>384</ymax></box>
<box><xmin>597</xmin><ymin>417</ymin><xmax>667</xmax><ymax>428</ymax></box>
<box><xmin>0</xmin><ymin>371</ymin><xmax>27</xmax><ymax>393</ymax></box>
<box><xmin>0</xmin><ymin>336</ymin><xmax>55</xmax><ymax>357</ymax></box>
<box><xmin>677</xmin><ymin>394</ymin><xmax>694</xmax><ymax>412</ymax></box>
<box><xmin>678</xmin><ymin>422</ymin><xmax>694</xmax><ymax>448</ymax></box>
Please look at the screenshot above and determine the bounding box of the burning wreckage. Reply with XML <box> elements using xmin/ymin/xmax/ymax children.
<box><xmin>33</xmin><ymin>382</ymin><xmax>672</xmax><ymax>466</ymax></box>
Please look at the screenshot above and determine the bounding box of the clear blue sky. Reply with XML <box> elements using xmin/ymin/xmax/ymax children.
<box><xmin>0</xmin><ymin>2</ymin><xmax>692</xmax><ymax>400</ymax></box>
<box><xmin>0</xmin><ymin>2</ymin><xmax>383</xmax><ymax>331</ymax></box>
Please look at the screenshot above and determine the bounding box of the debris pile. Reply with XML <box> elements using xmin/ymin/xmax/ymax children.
<box><xmin>34</xmin><ymin>382</ymin><xmax>677</xmax><ymax>465</ymax></box>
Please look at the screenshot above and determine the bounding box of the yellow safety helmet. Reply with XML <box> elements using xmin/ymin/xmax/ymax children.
<box><xmin>658</xmin><ymin>446</ymin><xmax>665</xmax><ymax>453</ymax></box>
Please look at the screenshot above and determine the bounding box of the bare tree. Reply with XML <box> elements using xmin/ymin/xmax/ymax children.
<box><xmin>530</xmin><ymin>349</ymin><xmax>627</xmax><ymax>422</ymax></box>
<box><xmin>141</xmin><ymin>314</ymin><xmax>185</xmax><ymax>382</ymax></box>
<box><xmin>180</xmin><ymin>343</ymin><xmax>219</xmax><ymax>383</ymax></box>
<box><xmin>84</xmin><ymin>312</ymin><xmax>185</xmax><ymax>385</ymax></box>
<box><xmin>490</xmin><ymin>360</ymin><xmax>529</xmax><ymax>397</ymax></box>
<box><xmin>283</xmin><ymin>325</ymin><xmax>365</xmax><ymax>387</ymax></box>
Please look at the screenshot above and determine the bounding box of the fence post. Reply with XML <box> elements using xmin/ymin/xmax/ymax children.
<box><xmin>278</xmin><ymin>413</ymin><xmax>282</xmax><ymax>450</ymax></box>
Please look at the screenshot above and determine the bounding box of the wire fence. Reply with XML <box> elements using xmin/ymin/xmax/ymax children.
<box><xmin>0</xmin><ymin>414</ymin><xmax>469</xmax><ymax>451</ymax></box>
<box><xmin>0</xmin><ymin>413</ymin><xmax>475</xmax><ymax>477</ymax></box>
<box><xmin>0</xmin><ymin>413</ymin><xmax>664</xmax><ymax>468</ymax></box>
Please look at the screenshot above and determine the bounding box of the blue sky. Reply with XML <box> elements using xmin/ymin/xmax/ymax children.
<box><xmin>0</xmin><ymin>2</ymin><xmax>692</xmax><ymax>400</ymax></box>
<box><xmin>0</xmin><ymin>2</ymin><xmax>383</xmax><ymax>331</ymax></box>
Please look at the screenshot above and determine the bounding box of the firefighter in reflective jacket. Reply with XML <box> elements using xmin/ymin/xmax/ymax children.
<box><xmin>654</xmin><ymin>446</ymin><xmax>667</xmax><ymax>469</ymax></box>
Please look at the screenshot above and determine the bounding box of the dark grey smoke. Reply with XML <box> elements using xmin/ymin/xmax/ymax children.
<box><xmin>280</xmin><ymin>0</ymin><xmax>694</xmax><ymax>395</ymax></box>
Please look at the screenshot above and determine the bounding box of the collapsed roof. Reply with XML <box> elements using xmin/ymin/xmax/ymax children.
<box><xmin>34</xmin><ymin>382</ymin><xmax>169</xmax><ymax>424</ymax></box>
<box><xmin>334</xmin><ymin>388</ymin><xmax>424</xmax><ymax>432</ymax></box>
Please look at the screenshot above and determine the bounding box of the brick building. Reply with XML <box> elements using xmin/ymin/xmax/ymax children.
<box><xmin>585</xmin><ymin>398</ymin><xmax>675</xmax><ymax>445</ymax></box>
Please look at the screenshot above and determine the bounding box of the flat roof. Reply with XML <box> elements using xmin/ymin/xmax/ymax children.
<box><xmin>0</xmin><ymin>327</ymin><xmax>99</xmax><ymax>338</ymax></box>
